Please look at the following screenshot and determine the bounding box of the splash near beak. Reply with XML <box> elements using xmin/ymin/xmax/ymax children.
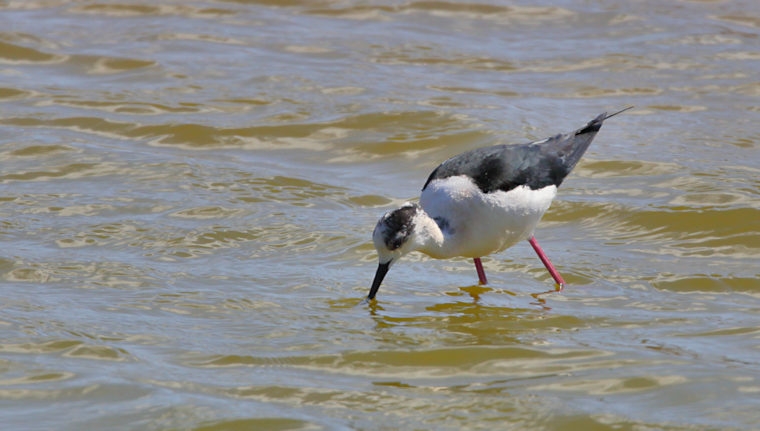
<box><xmin>367</xmin><ymin>261</ymin><xmax>391</xmax><ymax>300</ymax></box>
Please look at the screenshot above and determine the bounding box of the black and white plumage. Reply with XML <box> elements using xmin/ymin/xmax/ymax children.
<box><xmin>368</xmin><ymin>108</ymin><xmax>630</xmax><ymax>301</ymax></box>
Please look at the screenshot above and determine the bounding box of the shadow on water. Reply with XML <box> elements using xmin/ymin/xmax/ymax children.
<box><xmin>329</xmin><ymin>282</ymin><xmax>586</xmax><ymax>348</ymax></box>
<box><xmin>352</xmin><ymin>281</ymin><xmax>563</xmax><ymax>312</ymax></box>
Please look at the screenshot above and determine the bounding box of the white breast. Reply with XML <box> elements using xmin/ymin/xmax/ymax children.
<box><xmin>420</xmin><ymin>175</ymin><xmax>557</xmax><ymax>258</ymax></box>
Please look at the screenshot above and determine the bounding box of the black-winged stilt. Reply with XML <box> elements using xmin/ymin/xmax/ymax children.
<box><xmin>367</xmin><ymin>108</ymin><xmax>631</xmax><ymax>301</ymax></box>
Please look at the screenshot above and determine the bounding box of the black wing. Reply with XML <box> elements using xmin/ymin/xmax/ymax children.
<box><xmin>422</xmin><ymin>112</ymin><xmax>608</xmax><ymax>193</ymax></box>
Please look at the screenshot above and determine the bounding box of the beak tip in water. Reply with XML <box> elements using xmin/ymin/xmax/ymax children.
<box><xmin>367</xmin><ymin>260</ymin><xmax>391</xmax><ymax>301</ymax></box>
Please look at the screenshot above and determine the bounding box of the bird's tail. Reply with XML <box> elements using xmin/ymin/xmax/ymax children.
<box><xmin>559</xmin><ymin>106</ymin><xmax>633</xmax><ymax>174</ymax></box>
<box><xmin>575</xmin><ymin>106</ymin><xmax>633</xmax><ymax>136</ymax></box>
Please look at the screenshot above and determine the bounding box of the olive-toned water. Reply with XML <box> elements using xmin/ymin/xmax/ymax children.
<box><xmin>1</xmin><ymin>1</ymin><xmax>759</xmax><ymax>430</ymax></box>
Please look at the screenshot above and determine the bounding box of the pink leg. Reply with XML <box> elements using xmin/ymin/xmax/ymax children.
<box><xmin>473</xmin><ymin>257</ymin><xmax>488</xmax><ymax>285</ymax></box>
<box><xmin>528</xmin><ymin>236</ymin><xmax>565</xmax><ymax>289</ymax></box>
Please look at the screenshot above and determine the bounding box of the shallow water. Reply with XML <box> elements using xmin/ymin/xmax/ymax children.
<box><xmin>1</xmin><ymin>1</ymin><xmax>759</xmax><ymax>430</ymax></box>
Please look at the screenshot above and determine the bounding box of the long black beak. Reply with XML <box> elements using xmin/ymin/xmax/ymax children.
<box><xmin>367</xmin><ymin>261</ymin><xmax>391</xmax><ymax>300</ymax></box>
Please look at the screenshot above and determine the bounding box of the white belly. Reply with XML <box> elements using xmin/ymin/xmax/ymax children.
<box><xmin>420</xmin><ymin>176</ymin><xmax>557</xmax><ymax>258</ymax></box>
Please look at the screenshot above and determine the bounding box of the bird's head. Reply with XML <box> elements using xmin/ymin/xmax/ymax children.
<box><xmin>368</xmin><ymin>202</ymin><xmax>421</xmax><ymax>300</ymax></box>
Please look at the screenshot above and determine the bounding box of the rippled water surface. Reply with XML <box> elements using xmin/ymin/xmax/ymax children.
<box><xmin>1</xmin><ymin>1</ymin><xmax>759</xmax><ymax>430</ymax></box>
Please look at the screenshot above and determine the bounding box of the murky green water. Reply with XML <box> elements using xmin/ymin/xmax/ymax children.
<box><xmin>1</xmin><ymin>1</ymin><xmax>759</xmax><ymax>430</ymax></box>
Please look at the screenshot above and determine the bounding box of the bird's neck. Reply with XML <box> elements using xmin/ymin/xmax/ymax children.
<box><xmin>412</xmin><ymin>210</ymin><xmax>453</xmax><ymax>259</ymax></box>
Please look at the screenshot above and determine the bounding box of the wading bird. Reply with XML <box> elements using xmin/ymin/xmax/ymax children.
<box><xmin>367</xmin><ymin>108</ymin><xmax>631</xmax><ymax>300</ymax></box>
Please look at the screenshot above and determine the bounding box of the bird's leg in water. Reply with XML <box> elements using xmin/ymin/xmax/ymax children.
<box><xmin>473</xmin><ymin>257</ymin><xmax>488</xmax><ymax>285</ymax></box>
<box><xmin>528</xmin><ymin>236</ymin><xmax>565</xmax><ymax>289</ymax></box>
